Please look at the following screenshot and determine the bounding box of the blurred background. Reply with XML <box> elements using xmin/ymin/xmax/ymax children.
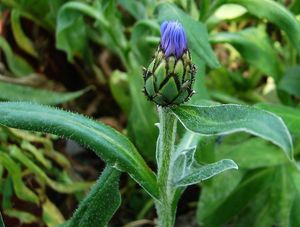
<box><xmin>1</xmin><ymin>0</ymin><xmax>300</xmax><ymax>226</ymax></box>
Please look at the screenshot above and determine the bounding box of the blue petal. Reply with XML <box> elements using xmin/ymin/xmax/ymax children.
<box><xmin>160</xmin><ymin>21</ymin><xmax>187</xmax><ymax>59</ymax></box>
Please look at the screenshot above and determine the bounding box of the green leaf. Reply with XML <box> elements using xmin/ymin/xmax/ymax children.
<box><xmin>21</xmin><ymin>141</ymin><xmax>52</xmax><ymax>169</ymax></box>
<box><xmin>11</xmin><ymin>9</ymin><xmax>38</xmax><ymax>57</ymax></box>
<box><xmin>118</xmin><ymin>0</ymin><xmax>146</xmax><ymax>20</ymax></box>
<box><xmin>199</xmin><ymin>169</ymin><xmax>273</xmax><ymax>226</ymax></box>
<box><xmin>0</xmin><ymin>81</ymin><xmax>90</xmax><ymax>105</ymax></box>
<box><xmin>0</xmin><ymin>211</ymin><xmax>5</xmax><ymax>227</ymax></box>
<box><xmin>63</xmin><ymin>166</ymin><xmax>121</xmax><ymax>227</ymax></box>
<box><xmin>127</xmin><ymin>65</ymin><xmax>158</xmax><ymax>159</ymax></box>
<box><xmin>278</xmin><ymin>66</ymin><xmax>300</xmax><ymax>97</ymax></box>
<box><xmin>244</xmin><ymin>165</ymin><xmax>297</xmax><ymax>227</ymax></box>
<box><xmin>206</xmin><ymin>4</ymin><xmax>247</xmax><ymax>29</ymax></box>
<box><xmin>197</xmin><ymin>170</ymin><xmax>244</xmax><ymax>226</ymax></box>
<box><xmin>0</xmin><ymin>37</ymin><xmax>33</xmax><ymax>77</ymax></box>
<box><xmin>42</xmin><ymin>197</ymin><xmax>65</xmax><ymax>227</ymax></box>
<box><xmin>9</xmin><ymin>145</ymin><xmax>91</xmax><ymax>193</ymax></box>
<box><xmin>266</xmin><ymin>166</ymin><xmax>295</xmax><ymax>227</ymax></box>
<box><xmin>56</xmin><ymin>4</ymin><xmax>88</xmax><ymax>62</ymax></box>
<box><xmin>156</xmin><ymin>3</ymin><xmax>219</xmax><ymax>68</ymax></box>
<box><xmin>0</xmin><ymin>102</ymin><xmax>159</xmax><ymax>199</ymax></box>
<box><xmin>0</xmin><ymin>152</ymin><xmax>39</xmax><ymax>204</ymax></box>
<box><xmin>217</xmin><ymin>138</ymin><xmax>288</xmax><ymax>169</ymax></box>
<box><xmin>4</xmin><ymin>209</ymin><xmax>38</xmax><ymax>224</ymax></box>
<box><xmin>5</xmin><ymin>0</ymin><xmax>55</xmax><ymax>30</ymax></box>
<box><xmin>290</xmin><ymin>166</ymin><xmax>300</xmax><ymax>227</ymax></box>
<box><xmin>172</xmin><ymin>104</ymin><xmax>293</xmax><ymax>159</ymax></box>
<box><xmin>210</xmin><ymin>27</ymin><xmax>279</xmax><ymax>80</ymax></box>
<box><xmin>174</xmin><ymin>159</ymin><xmax>238</xmax><ymax>187</ymax></box>
<box><xmin>109</xmin><ymin>70</ymin><xmax>131</xmax><ymax>115</ymax></box>
<box><xmin>131</xmin><ymin>19</ymin><xmax>160</xmax><ymax>65</ymax></box>
<box><xmin>256</xmin><ymin>103</ymin><xmax>300</xmax><ymax>137</ymax></box>
<box><xmin>213</xmin><ymin>0</ymin><xmax>300</xmax><ymax>53</ymax></box>
<box><xmin>1</xmin><ymin>177</ymin><xmax>13</xmax><ymax>209</ymax></box>
<box><xmin>56</xmin><ymin>1</ymin><xmax>108</xmax><ymax>62</ymax></box>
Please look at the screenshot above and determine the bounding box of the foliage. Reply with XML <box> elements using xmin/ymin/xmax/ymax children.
<box><xmin>1</xmin><ymin>0</ymin><xmax>300</xmax><ymax>226</ymax></box>
<box><xmin>0</xmin><ymin>126</ymin><xmax>91</xmax><ymax>226</ymax></box>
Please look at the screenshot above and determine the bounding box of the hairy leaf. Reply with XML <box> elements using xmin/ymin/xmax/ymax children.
<box><xmin>174</xmin><ymin>159</ymin><xmax>238</xmax><ymax>187</ymax></box>
<box><xmin>256</xmin><ymin>103</ymin><xmax>300</xmax><ymax>137</ymax></box>
<box><xmin>0</xmin><ymin>102</ymin><xmax>158</xmax><ymax>199</ymax></box>
<box><xmin>172</xmin><ymin>104</ymin><xmax>293</xmax><ymax>158</ymax></box>
<box><xmin>63</xmin><ymin>167</ymin><xmax>121</xmax><ymax>227</ymax></box>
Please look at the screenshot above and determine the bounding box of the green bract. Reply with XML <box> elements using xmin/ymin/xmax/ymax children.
<box><xmin>143</xmin><ymin>48</ymin><xmax>196</xmax><ymax>106</ymax></box>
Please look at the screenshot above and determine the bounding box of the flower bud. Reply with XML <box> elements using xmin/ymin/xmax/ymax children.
<box><xmin>143</xmin><ymin>21</ymin><xmax>196</xmax><ymax>106</ymax></box>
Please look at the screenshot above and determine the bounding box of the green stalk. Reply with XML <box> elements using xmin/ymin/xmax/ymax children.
<box><xmin>155</xmin><ymin>107</ymin><xmax>178</xmax><ymax>227</ymax></box>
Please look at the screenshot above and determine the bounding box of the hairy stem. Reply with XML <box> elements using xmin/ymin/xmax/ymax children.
<box><xmin>155</xmin><ymin>107</ymin><xmax>177</xmax><ymax>227</ymax></box>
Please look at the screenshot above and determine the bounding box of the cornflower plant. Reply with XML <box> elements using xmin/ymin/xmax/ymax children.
<box><xmin>0</xmin><ymin>21</ymin><xmax>293</xmax><ymax>227</ymax></box>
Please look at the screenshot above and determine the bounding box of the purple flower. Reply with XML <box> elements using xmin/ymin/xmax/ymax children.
<box><xmin>160</xmin><ymin>21</ymin><xmax>188</xmax><ymax>59</ymax></box>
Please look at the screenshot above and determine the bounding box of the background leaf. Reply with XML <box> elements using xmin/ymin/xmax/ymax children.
<box><xmin>198</xmin><ymin>169</ymin><xmax>273</xmax><ymax>226</ymax></box>
<box><xmin>0</xmin><ymin>37</ymin><xmax>33</xmax><ymax>77</ymax></box>
<box><xmin>118</xmin><ymin>0</ymin><xmax>146</xmax><ymax>20</ymax></box>
<box><xmin>10</xmin><ymin>9</ymin><xmax>38</xmax><ymax>57</ymax></box>
<box><xmin>256</xmin><ymin>103</ymin><xmax>300</xmax><ymax>137</ymax></box>
<box><xmin>0</xmin><ymin>212</ymin><xmax>4</xmax><ymax>227</ymax></box>
<box><xmin>4</xmin><ymin>209</ymin><xmax>38</xmax><ymax>224</ymax></box>
<box><xmin>172</xmin><ymin>104</ymin><xmax>293</xmax><ymax>158</ymax></box>
<box><xmin>0</xmin><ymin>81</ymin><xmax>90</xmax><ymax>105</ymax></box>
<box><xmin>211</xmin><ymin>0</ymin><xmax>300</xmax><ymax>53</ymax></box>
<box><xmin>42</xmin><ymin>197</ymin><xmax>65</xmax><ymax>227</ymax></box>
<box><xmin>56</xmin><ymin>1</ymin><xmax>109</xmax><ymax>62</ymax></box>
<box><xmin>217</xmin><ymin>137</ymin><xmax>288</xmax><ymax>169</ymax></box>
<box><xmin>0</xmin><ymin>152</ymin><xmax>39</xmax><ymax>204</ymax></box>
<box><xmin>278</xmin><ymin>66</ymin><xmax>300</xmax><ymax>97</ymax></box>
<box><xmin>210</xmin><ymin>27</ymin><xmax>280</xmax><ymax>80</ymax></box>
<box><xmin>9</xmin><ymin>145</ymin><xmax>91</xmax><ymax>193</ymax></box>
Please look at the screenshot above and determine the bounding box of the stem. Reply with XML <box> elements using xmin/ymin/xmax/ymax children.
<box><xmin>155</xmin><ymin>107</ymin><xmax>177</xmax><ymax>227</ymax></box>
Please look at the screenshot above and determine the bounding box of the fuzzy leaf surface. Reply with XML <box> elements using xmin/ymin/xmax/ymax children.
<box><xmin>172</xmin><ymin>104</ymin><xmax>293</xmax><ymax>159</ymax></box>
<box><xmin>63</xmin><ymin>167</ymin><xmax>121</xmax><ymax>227</ymax></box>
<box><xmin>0</xmin><ymin>102</ymin><xmax>159</xmax><ymax>199</ymax></box>
<box><xmin>174</xmin><ymin>158</ymin><xmax>238</xmax><ymax>187</ymax></box>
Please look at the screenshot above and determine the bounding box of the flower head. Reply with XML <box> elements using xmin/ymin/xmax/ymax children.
<box><xmin>160</xmin><ymin>21</ymin><xmax>188</xmax><ymax>59</ymax></box>
<box><xmin>142</xmin><ymin>21</ymin><xmax>196</xmax><ymax>107</ymax></box>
